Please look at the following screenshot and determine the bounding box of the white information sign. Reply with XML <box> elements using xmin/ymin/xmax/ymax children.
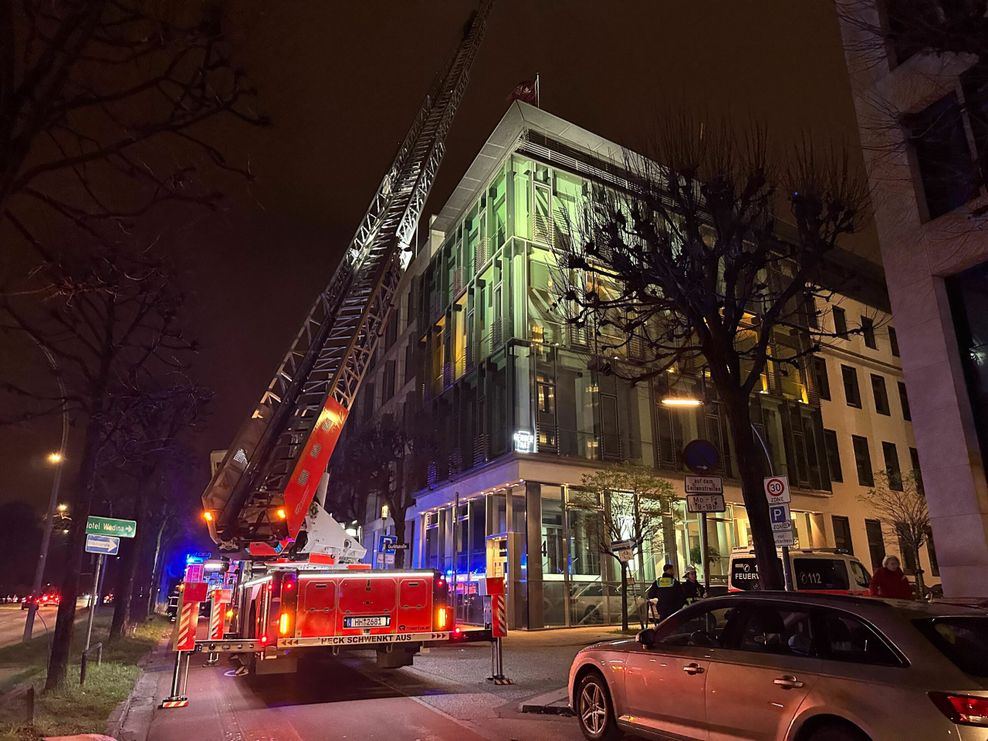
<box><xmin>764</xmin><ymin>475</ymin><xmax>791</xmax><ymax>505</ymax></box>
<box><xmin>686</xmin><ymin>494</ymin><xmax>727</xmax><ymax>513</ymax></box>
<box><xmin>685</xmin><ymin>475</ymin><xmax>723</xmax><ymax>494</ymax></box>
<box><xmin>773</xmin><ymin>528</ymin><xmax>795</xmax><ymax>547</ymax></box>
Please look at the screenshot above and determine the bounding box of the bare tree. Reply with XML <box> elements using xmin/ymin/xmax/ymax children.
<box><xmin>332</xmin><ymin>416</ymin><xmax>415</xmax><ymax>568</ymax></box>
<box><xmin>559</xmin><ymin>118</ymin><xmax>864</xmax><ymax>590</ymax></box>
<box><xmin>0</xmin><ymin>0</ymin><xmax>267</xmax><ymax>244</ymax></box>
<box><xmin>0</xmin><ymin>246</ymin><xmax>199</xmax><ymax>689</ymax></box>
<box><xmin>572</xmin><ymin>464</ymin><xmax>677</xmax><ymax>631</ymax></box>
<box><xmin>860</xmin><ymin>469</ymin><xmax>930</xmax><ymax>597</ymax></box>
<box><xmin>105</xmin><ymin>381</ymin><xmax>210</xmax><ymax>640</ymax></box>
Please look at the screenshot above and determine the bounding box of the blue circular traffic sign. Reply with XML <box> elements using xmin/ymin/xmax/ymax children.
<box><xmin>683</xmin><ymin>439</ymin><xmax>720</xmax><ymax>474</ymax></box>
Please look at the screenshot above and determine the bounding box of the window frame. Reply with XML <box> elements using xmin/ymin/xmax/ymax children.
<box><xmin>833</xmin><ymin>307</ymin><xmax>849</xmax><ymax>339</ymax></box>
<box><xmin>898</xmin><ymin>381</ymin><xmax>911</xmax><ymax>421</ymax></box>
<box><xmin>861</xmin><ymin>316</ymin><xmax>877</xmax><ymax>350</ymax></box>
<box><xmin>852</xmin><ymin>435</ymin><xmax>874</xmax><ymax>487</ymax></box>
<box><xmin>813</xmin><ymin>606</ymin><xmax>908</xmax><ymax>668</ymax></box>
<box><xmin>871</xmin><ymin>374</ymin><xmax>891</xmax><ymax>416</ymax></box>
<box><xmin>813</xmin><ymin>356</ymin><xmax>831</xmax><ymax>401</ymax></box>
<box><xmin>823</xmin><ymin>428</ymin><xmax>843</xmax><ymax>483</ymax></box>
<box><xmin>841</xmin><ymin>365</ymin><xmax>862</xmax><ymax>409</ymax></box>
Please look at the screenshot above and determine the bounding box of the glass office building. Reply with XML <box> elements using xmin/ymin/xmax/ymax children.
<box><xmin>354</xmin><ymin>104</ymin><xmax>914</xmax><ymax>628</ymax></box>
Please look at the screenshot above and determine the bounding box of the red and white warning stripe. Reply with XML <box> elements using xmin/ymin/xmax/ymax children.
<box><xmin>161</xmin><ymin>699</ymin><xmax>189</xmax><ymax>709</ymax></box>
<box><xmin>208</xmin><ymin>591</ymin><xmax>228</xmax><ymax>640</ymax></box>
<box><xmin>174</xmin><ymin>600</ymin><xmax>198</xmax><ymax>651</ymax></box>
<box><xmin>492</xmin><ymin>593</ymin><xmax>508</xmax><ymax>638</ymax></box>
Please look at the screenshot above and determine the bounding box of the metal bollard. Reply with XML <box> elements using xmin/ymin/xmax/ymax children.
<box><xmin>160</xmin><ymin>651</ymin><xmax>190</xmax><ymax>708</ymax></box>
<box><xmin>25</xmin><ymin>686</ymin><xmax>35</xmax><ymax>724</ymax></box>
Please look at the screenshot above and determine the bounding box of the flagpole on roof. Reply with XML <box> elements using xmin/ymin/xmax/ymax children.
<box><xmin>535</xmin><ymin>72</ymin><xmax>540</xmax><ymax>108</ymax></box>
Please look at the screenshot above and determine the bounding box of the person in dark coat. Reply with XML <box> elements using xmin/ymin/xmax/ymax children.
<box><xmin>647</xmin><ymin>564</ymin><xmax>686</xmax><ymax>621</ymax></box>
<box><xmin>682</xmin><ymin>566</ymin><xmax>706</xmax><ymax>603</ymax></box>
<box><xmin>869</xmin><ymin>555</ymin><xmax>914</xmax><ymax>599</ymax></box>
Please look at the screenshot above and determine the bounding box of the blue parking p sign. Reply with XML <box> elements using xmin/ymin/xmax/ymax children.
<box><xmin>769</xmin><ymin>503</ymin><xmax>791</xmax><ymax>531</ymax></box>
<box><xmin>380</xmin><ymin>534</ymin><xmax>397</xmax><ymax>555</ymax></box>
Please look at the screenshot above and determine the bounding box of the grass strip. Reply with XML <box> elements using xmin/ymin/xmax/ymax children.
<box><xmin>0</xmin><ymin>609</ymin><xmax>168</xmax><ymax>740</ymax></box>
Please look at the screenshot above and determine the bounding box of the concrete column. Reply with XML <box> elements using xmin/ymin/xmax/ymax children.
<box><xmin>525</xmin><ymin>481</ymin><xmax>544</xmax><ymax>628</ymax></box>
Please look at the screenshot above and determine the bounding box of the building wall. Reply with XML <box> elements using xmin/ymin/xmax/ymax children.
<box><xmin>351</xmin><ymin>103</ymin><xmax>930</xmax><ymax>626</ymax></box>
<box><xmin>837</xmin><ymin>2</ymin><xmax>988</xmax><ymax>596</ymax></box>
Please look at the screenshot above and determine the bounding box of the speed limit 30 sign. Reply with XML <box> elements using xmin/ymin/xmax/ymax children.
<box><xmin>764</xmin><ymin>475</ymin><xmax>790</xmax><ymax>505</ymax></box>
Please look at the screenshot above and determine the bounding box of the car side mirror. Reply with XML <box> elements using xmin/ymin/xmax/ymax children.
<box><xmin>637</xmin><ymin>628</ymin><xmax>656</xmax><ymax>648</ymax></box>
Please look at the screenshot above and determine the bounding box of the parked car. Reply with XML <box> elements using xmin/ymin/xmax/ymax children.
<box><xmin>569</xmin><ymin>591</ymin><xmax>988</xmax><ymax>740</ymax></box>
<box><xmin>728</xmin><ymin>547</ymin><xmax>872</xmax><ymax>595</ymax></box>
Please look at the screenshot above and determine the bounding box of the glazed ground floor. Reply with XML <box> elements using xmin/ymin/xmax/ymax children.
<box><xmin>360</xmin><ymin>454</ymin><xmax>940</xmax><ymax>629</ymax></box>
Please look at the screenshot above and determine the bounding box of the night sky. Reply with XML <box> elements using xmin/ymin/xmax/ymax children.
<box><xmin>0</xmin><ymin>1</ymin><xmax>876</xmax><ymax>513</ymax></box>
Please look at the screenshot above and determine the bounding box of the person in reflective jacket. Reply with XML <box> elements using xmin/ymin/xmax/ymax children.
<box><xmin>647</xmin><ymin>564</ymin><xmax>685</xmax><ymax>621</ymax></box>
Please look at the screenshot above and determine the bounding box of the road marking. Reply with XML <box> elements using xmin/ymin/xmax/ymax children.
<box><xmin>352</xmin><ymin>662</ymin><xmax>496</xmax><ymax>741</ymax></box>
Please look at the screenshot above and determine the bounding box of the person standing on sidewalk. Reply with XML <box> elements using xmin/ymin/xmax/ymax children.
<box><xmin>869</xmin><ymin>555</ymin><xmax>914</xmax><ymax>599</ymax></box>
<box><xmin>647</xmin><ymin>564</ymin><xmax>685</xmax><ymax>622</ymax></box>
<box><xmin>682</xmin><ymin>566</ymin><xmax>706</xmax><ymax>604</ymax></box>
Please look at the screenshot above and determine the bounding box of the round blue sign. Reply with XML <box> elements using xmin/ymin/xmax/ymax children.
<box><xmin>683</xmin><ymin>439</ymin><xmax>720</xmax><ymax>474</ymax></box>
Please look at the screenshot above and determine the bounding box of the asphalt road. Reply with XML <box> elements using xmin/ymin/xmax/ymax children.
<box><xmin>141</xmin><ymin>625</ymin><xmax>614</xmax><ymax>741</ymax></box>
<box><xmin>0</xmin><ymin>603</ymin><xmax>57</xmax><ymax>649</ymax></box>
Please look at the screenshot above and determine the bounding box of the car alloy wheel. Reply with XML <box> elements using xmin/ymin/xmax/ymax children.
<box><xmin>577</xmin><ymin>673</ymin><xmax>618</xmax><ymax>740</ymax></box>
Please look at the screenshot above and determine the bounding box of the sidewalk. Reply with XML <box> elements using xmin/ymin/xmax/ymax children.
<box><xmin>106</xmin><ymin>636</ymin><xmax>173</xmax><ymax>741</ymax></box>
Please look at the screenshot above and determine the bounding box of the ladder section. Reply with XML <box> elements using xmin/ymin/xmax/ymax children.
<box><xmin>203</xmin><ymin>1</ymin><xmax>493</xmax><ymax>550</ymax></box>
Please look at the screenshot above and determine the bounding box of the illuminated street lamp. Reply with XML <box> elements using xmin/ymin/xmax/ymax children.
<box><xmin>47</xmin><ymin>451</ymin><xmax>64</xmax><ymax>465</ymax></box>
<box><xmin>659</xmin><ymin>397</ymin><xmax>703</xmax><ymax>408</ymax></box>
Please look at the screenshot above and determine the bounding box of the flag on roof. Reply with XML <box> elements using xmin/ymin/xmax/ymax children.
<box><xmin>507</xmin><ymin>75</ymin><xmax>539</xmax><ymax>105</ymax></box>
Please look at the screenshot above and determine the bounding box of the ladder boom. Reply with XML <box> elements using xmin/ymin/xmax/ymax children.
<box><xmin>202</xmin><ymin>1</ymin><xmax>493</xmax><ymax>552</ymax></box>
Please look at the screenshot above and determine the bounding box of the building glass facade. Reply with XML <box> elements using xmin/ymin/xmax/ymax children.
<box><xmin>400</xmin><ymin>140</ymin><xmax>836</xmax><ymax>627</ymax></box>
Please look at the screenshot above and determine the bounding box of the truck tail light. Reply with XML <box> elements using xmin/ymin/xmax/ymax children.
<box><xmin>279</xmin><ymin>611</ymin><xmax>291</xmax><ymax>636</ymax></box>
<box><xmin>260</xmin><ymin>634</ymin><xmax>269</xmax><ymax>646</ymax></box>
<box><xmin>930</xmin><ymin>692</ymin><xmax>988</xmax><ymax>726</ymax></box>
<box><xmin>437</xmin><ymin>606</ymin><xmax>450</xmax><ymax>630</ymax></box>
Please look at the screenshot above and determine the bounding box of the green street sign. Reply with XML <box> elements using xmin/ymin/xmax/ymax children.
<box><xmin>86</xmin><ymin>516</ymin><xmax>137</xmax><ymax>539</ymax></box>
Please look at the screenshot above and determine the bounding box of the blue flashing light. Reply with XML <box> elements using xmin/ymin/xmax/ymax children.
<box><xmin>185</xmin><ymin>554</ymin><xmax>204</xmax><ymax>565</ymax></box>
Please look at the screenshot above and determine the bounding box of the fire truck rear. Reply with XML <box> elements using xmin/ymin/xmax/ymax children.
<box><xmin>213</xmin><ymin>563</ymin><xmax>455</xmax><ymax>673</ymax></box>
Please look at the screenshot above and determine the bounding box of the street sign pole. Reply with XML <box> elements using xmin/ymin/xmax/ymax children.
<box><xmin>85</xmin><ymin>554</ymin><xmax>104</xmax><ymax>652</ymax></box>
<box><xmin>700</xmin><ymin>512</ymin><xmax>709</xmax><ymax>593</ymax></box>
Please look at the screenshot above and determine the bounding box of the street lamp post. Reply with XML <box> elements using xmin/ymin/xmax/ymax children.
<box><xmin>662</xmin><ymin>390</ymin><xmax>794</xmax><ymax>591</ymax></box>
<box><xmin>23</xmin><ymin>344</ymin><xmax>69</xmax><ymax>643</ymax></box>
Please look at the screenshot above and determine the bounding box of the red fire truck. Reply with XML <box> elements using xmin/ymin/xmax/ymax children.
<box><xmin>178</xmin><ymin>1</ymin><xmax>494</xmax><ymax>680</ymax></box>
<box><xmin>214</xmin><ymin>563</ymin><xmax>455</xmax><ymax>673</ymax></box>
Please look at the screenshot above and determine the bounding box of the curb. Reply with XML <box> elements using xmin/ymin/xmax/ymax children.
<box><xmin>106</xmin><ymin>636</ymin><xmax>171</xmax><ymax>741</ymax></box>
<box><xmin>519</xmin><ymin>687</ymin><xmax>573</xmax><ymax>716</ymax></box>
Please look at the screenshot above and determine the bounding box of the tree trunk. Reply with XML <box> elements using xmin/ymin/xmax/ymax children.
<box><xmin>620</xmin><ymin>561</ymin><xmax>629</xmax><ymax>632</ymax></box>
<box><xmin>914</xmin><ymin>546</ymin><xmax>927</xmax><ymax>600</ymax></box>
<box><xmin>109</xmin><ymin>477</ymin><xmax>151</xmax><ymax>640</ymax></box>
<box><xmin>45</xmin><ymin>417</ymin><xmax>102</xmax><ymax>690</ymax></box>
<box><xmin>721</xmin><ymin>392</ymin><xmax>785</xmax><ymax>591</ymax></box>
<box><xmin>146</xmin><ymin>519</ymin><xmax>167</xmax><ymax>619</ymax></box>
<box><xmin>394</xmin><ymin>508</ymin><xmax>408</xmax><ymax>569</ymax></box>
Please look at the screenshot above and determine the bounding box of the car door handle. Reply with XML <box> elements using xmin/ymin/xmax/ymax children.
<box><xmin>773</xmin><ymin>675</ymin><xmax>804</xmax><ymax>689</ymax></box>
<box><xmin>682</xmin><ymin>663</ymin><xmax>704</xmax><ymax>675</ymax></box>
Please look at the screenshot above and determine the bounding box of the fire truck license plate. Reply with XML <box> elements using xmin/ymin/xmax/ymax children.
<box><xmin>345</xmin><ymin>616</ymin><xmax>390</xmax><ymax>628</ymax></box>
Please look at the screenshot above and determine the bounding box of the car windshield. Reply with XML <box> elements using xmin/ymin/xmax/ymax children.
<box><xmin>914</xmin><ymin>617</ymin><xmax>988</xmax><ymax>677</ymax></box>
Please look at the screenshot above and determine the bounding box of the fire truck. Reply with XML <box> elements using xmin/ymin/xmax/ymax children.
<box><xmin>187</xmin><ymin>2</ymin><xmax>494</xmax><ymax>676</ymax></box>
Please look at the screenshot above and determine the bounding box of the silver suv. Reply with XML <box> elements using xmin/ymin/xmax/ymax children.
<box><xmin>568</xmin><ymin>592</ymin><xmax>988</xmax><ymax>740</ymax></box>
